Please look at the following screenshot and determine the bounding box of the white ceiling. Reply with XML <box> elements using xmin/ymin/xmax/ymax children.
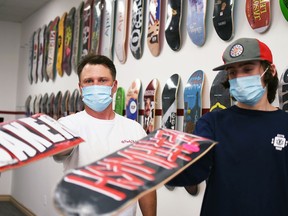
<box><xmin>0</xmin><ymin>0</ymin><xmax>51</xmax><ymax>23</ymax></box>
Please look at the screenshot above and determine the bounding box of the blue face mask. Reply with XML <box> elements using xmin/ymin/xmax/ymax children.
<box><xmin>229</xmin><ymin>71</ymin><xmax>267</xmax><ymax>106</ymax></box>
<box><xmin>81</xmin><ymin>85</ymin><xmax>113</xmax><ymax>112</ymax></box>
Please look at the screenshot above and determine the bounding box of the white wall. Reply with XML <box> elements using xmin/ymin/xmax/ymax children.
<box><xmin>1</xmin><ymin>0</ymin><xmax>288</xmax><ymax>215</ymax></box>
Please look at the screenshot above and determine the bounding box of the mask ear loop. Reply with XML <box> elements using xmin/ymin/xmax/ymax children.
<box><xmin>260</xmin><ymin>67</ymin><xmax>269</xmax><ymax>78</ymax></box>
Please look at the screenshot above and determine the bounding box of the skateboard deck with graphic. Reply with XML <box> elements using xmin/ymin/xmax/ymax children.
<box><xmin>47</xmin><ymin>93</ymin><xmax>55</xmax><ymax>118</ymax></box>
<box><xmin>187</xmin><ymin>0</ymin><xmax>207</xmax><ymax>47</ymax></box>
<box><xmin>63</xmin><ymin>7</ymin><xmax>76</xmax><ymax>76</ymax></box>
<box><xmin>165</xmin><ymin>0</ymin><xmax>182</xmax><ymax>51</ymax></box>
<box><xmin>100</xmin><ymin>0</ymin><xmax>116</xmax><ymax>60</ymax></box>
<box><xmin>81</xmin><ymin>0</ymin><xmax>93</xmax><ymax>59</ymax></box>
<box><xmin>130</xmin><ymin>0</ymin><xmax>146</xmax><ymax>59</ymax></box>
<box><xmin>161</xmin><ymin>74</ymin><xmax>180</xmax><ymax>130</ymax></box>
<box><xmin>0</xmin><ymin>113</ymin><xmax>83</xmax><ymax>173</ymax></box>
<box><xmin>212</xmin><ymin>0</ymin><xmax>234</xmax><ymax>41</ymax></box>
<box><xmin>43</xmin><ymin>21</ymin><xmax>52</xmax><ymax>82</ymax></box>
<box><xmin>183</xmin><ymin>70</ymin><xmax>204</xmax><ymax>134</ymax></box>
<box><xmin>54</xmin><ymin>128</ymin><xmax>217</xmax><ymax>216</ymax></box>
<box><xmin>53</xmin><ymin>91</ymin><xmax>63</xmax><ymax>120</ymax></box>
<box><xmin>90</xmin><ymin>0</ymin><xmax>102</xmax><ymax>55</ymax></box>
<box><xmin>245</xmin><ymin>0</ymin><xmax>271</xmax><ymax>33</ymax></box>
<box><xmin>278</xmin><ymin>68</ymin><xmax>288</xmax><ymax>111</ymax></box>
<box><xmin>35</xmin><ymin>94</ymin><xmax>42</xmax><ymax>114</ymax></box>
<box><xmin>32</xmin><ymin>28</ymin><xmax>40</xmax><ymax>83</ymax></box>
<box><xmin>56</xmin><ymin>12</ymin><xmax>67</xmax><ymax>77</ymax></box>
<box><xmin>37</xmin><ymin>25</ymin><xmax>47</xmax><ymax>82</ymax></box>
<box><xmin>114</xmin><ymin>87</ymin><xmax>126</xmax><ymax>116</ymax></box>
<box><xmin>147</xmin><ymin>0</ymin><xmax>162</xmax><ymax>56</ymax></box>
<box><xmin>143</xmin><ymin>78</ymin><xmax>159</xmax><ymax>134</ymax></box>
<box><xmin>126</xmin><ymin>79</ymin><xmax>142</xmax><ymax>122</ymax></box>
<box><xmin>46</xmin><ymin>16</ymin><xmax>60</xmax><ymax>80</ymax></box>
<box><xmin>25</xmin><ymin>95</ymin><xmax>32</xmax><ymax>116</ymax></box>
<box><xmin>30</xmin><ymin>95</ymin><xmax>37</xmax><ymax>116</ymax></box>
<box><xmin>210</xmin><ymin>70</ymin><xmax>231</xmax><ymax>112</ymax></box>
<box><xmin>72</xmin><ymin>1</ymin><xmax>84</xmax><ymax>73</ymax></box>
<box><xmin>61</xmin><ymin>90</ymin><xmax>70</xmax><ymax>117</ymax></box>
<box><xmin>69</xmin><ymin>89</ymin><xmax>80</xmax><ymax>115</ymax></box>
<box><xmin>280</xmin><ymin>0</ymin><xmax>288</xmax><ymax>21</ymax></box>
<box><xmin>41</xmin><ymin>93</ymin><xmax>49</xmax><ymax>115</ymax></box>
<box><xmin>115</xmin><ymin>0</ymin><xmax>130</xmax><ymax>63</ymax></box>
<box><xmin>28</xmin><ymin>33</ymin><xmax>34</xmax><ymax>84</ymax></box>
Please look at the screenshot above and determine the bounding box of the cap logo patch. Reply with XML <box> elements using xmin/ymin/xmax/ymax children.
<box><xmin>230</xmin><ymin>44</ymin><xmax>244</xmax><ymax>58</ymax></box>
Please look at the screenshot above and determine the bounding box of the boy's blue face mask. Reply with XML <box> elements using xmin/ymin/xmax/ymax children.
<box><xmin>81</xmin><ymin>84</ymin><xmax>113</xmax><ymax>112</ymax></box>
<box><xmin>229</xmin><ymin>68</ymin><xmax>268</xmax><ymax>106</ymax></box>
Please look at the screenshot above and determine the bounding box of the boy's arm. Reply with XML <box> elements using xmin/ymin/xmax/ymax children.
<box><xmin>138</xmin><ymin>190</ymin><xmax>157</xmax><ymax>216</ymax></box>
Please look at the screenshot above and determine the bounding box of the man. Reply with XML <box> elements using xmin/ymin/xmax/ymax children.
<box><xmin>54</xmin><ymin>54</ymin><xmax>156</xmax><ymax>216</ymax></box>
<box><xmin>168</xmin><ymin>38</ymin><xmax>288</xmax><ymax>216</ymax></box>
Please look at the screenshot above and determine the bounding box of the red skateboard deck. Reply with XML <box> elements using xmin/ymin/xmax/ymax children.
<box><xmin>54</xmin><ymin>128</ymin><xmax>217</xmax><ymax>216</ymax></box>
<box><xmin>0</xmin><ymin>114</ymin><xmax>83</xmax><ymax>173</ymax></box>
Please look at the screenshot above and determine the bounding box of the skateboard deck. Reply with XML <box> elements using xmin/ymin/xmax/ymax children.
<box><xmin>115</xmin><ymin>0</ymin><xmax>130</xmax><ymax>63</ymax></box>
<box><xmin>147</xmin><ymin>0</ymin><xmax>162</xmax><ymax>56</ymax></box>
<box><xmin>130</xmin><ymin>0</ymin><xmax>146</xmax><ymax>59</ymax></box>
<box><xmin>245</xmin><ymin>0</ymin><xmax>271</xmax><ymax>33</ymax></box>
<box><xmin>212</xmin><ymin>0</ymin><xmax>234</xmax><ymax>41</ymax></box>
<box><xmin>161</xmin><ymin>74</ymin><xmax>180</xmax><ymax>130</ymax></box>
<box><xmin>25</xmin><ymin>95</ymin><xmax>32</xmax><ymax>116</ymax></box>
<box><xmin>280</xmin><ymin>0</ymin><xmax>288</xmax><ymax>21</ymax></box>
<box><xmin>43</xmin><ymin>21</ymin><xmax>52</xmax><ymax>82</ymax></box>
<box><xmin>210</xmin><ymin>70</ymin><xmax>231</xmax><ymax>112</ymax></box>
<box><xmin>46</xmin><ymin>16</ymin><xmax>60</xmax><ymax>80</ymax></box>
<box><xmin>61</xmin><ymin>90</ymin><xmax>70</xmax><ymax>117</ymax></box>
<box><xmin>37</xmin><ymin>25</ymin><xmax>46</xmax><ymax>82</ymax></box>
<box><xmin>69</xmin><ymin>89</ymin><xmax>79</xmax><ymax>115</ymax></box>
<box><xmin>0</xmin><ymin>113</ymin><xmax>83</xmax><ymax>173</ymax></box>
<box><xmin>32</xmin><ymin>29</ymin><xmax>40</xmax><ymax>83</ymax></box>
<box><xmin>126</xmin><ymin>79</ymin><xmax>142</xmax><ymax>122</ymax></box>
<box><xmin>41</xmin><ymin>93</ymin><xmax>49</xmax><ymax>115</ymax></box>
<box><xmin>30</xmin><ymin>95</ymin><xmax>37</xmax><ymax>116</ymax></box>
<box><xmin>54</xmin><ymin>91</ymin><xmax>63</xmax><ymax>120</ymax></box>
<box><xmin>114</xmin><ymin>87</ymin><xmax>126</xmax><ymax>116</ymax></box>
<box><xmin>183</xmin><ymin>70</ymin><xmax>204</xmax><ymax>134</ymax></box>
<box><xmin>35</xmin><ymin>94</ymin><xmax>42</xmax><ymax>114</ymax></box>
<box><xmin>278</xmin><ymin>68</ymin><xmax>288</xmax><ymax>111</ymax></box>
<box><xmin>72</xmin><ymin>1</ymin><xmax>84</xmax><ymax>73</ymax></box>
<box><xmin>81</xmin><ymin>0</ymin><xmax>93</xmax><ymax>58</ymax></box>
<box><xmin>28</xmin><ymin>33</ymin><xmax>34</xmax><ymax>84</ymax></box>
<box><xmin>187</xmin><ymin>0</ymin><xmax>207</xmax><ymax>47</ymax></box>
<box><xmin>100</xmin><ymin>0</ymin><xmax>116</xmax><ymax>60</ymax></box>
<box><xmin>165</xmin><ymin>0</ymin><xmax>182</xmax><ymax>51</ymax></box>
<box><xmin>143</xmin><ymin>78</ymin><xmax>159</xmax><ymax>134</ymax></box>
<box><xmin>54</xmin><ymin>128</ymin><xmax>217</xmax><ymax>216</ymax></box>
<box><xmin>63</xmin><ymin>7</ymin><xmax>76</xmax><ymax>76</ymax></box>
<box><xmin>47</xmin><ymin>93</ymin><xmax>55</xmax><ymax>118</ymax></box>
<box><xmin>56</xmin><ymin>12</ymin><xmax>67</xmax><ymax>77</ymax></box>
<box><xmin>90</xmin><ymin>0</ymin><xmax>102</xmax><ymax>55</ymax></box>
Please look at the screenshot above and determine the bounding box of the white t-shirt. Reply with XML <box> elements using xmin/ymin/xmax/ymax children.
<box><xmin>57</xmin><ymin>110</ymin><xmax>147</xmax><ymax>216</ymax></box>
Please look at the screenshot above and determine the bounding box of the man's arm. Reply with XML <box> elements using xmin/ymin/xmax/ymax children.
<box><xmin>138</xmin><ymin>190</ymin><xmax>157</xmax><ymax>216</ymax></box>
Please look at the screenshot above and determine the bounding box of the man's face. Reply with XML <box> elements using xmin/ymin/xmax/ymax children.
<box><xmin>78</xmin><ymin>64</ymin><xmax>117</xmax><ymax>94</ymax></box>
<box><xmin>226</xmin><ymin>61</ymin><xmax>265</xmax><ymax>80</ymax></box>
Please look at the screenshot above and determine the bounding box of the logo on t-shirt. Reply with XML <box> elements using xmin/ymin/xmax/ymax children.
<box><xmin>271</xmin><ymin>134</ymin><xmax>288</xmax><ymax>150</ymax></box>
<box><xmin>121</xmin><ymin>140</ymin><xmax>137</xmax><ymax>144</ymax></box>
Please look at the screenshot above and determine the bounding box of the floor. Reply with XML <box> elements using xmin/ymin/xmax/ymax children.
<box><xmin>0</xmin><ymin>201</ymin><xmax>26</xmax><ymax>216</ymax></box>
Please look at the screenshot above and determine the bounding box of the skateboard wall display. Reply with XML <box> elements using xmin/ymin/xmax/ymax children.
<box><xmin>143</xmin><ymin>78</ymin><xmax>160</xmax><ymax>134</ymax></box>
<box><xmin>280</xmin><ymin>0</ymin><xmax>288</xmax><ymax>21</ymax></box>
<box><xmin>161</xmin><ymin>74</ymin><xmax>180</xmax><ymax>130</ymax></box>
<box><xmin>114</xmin><ymin>87</ymin><xmax>126</xmax><ymax>116</ymax></box>
<box><xmin>130</xmin><ymin>0</ymin><xmax>146</xmax><ymax>59</ymax></box>
<box><xmin>245</xmin><ymin>0</ymin><xmax>271</xmax><ymax>33</ymax></box>
<box><xmin>72</xmin><ymin>1</ymin><xmax>84</xmax><ymax>73</ymax></box>
<box><xmin>114</xmin><ymin>0</ymin><xmax>130</xmax><ymax>63</ymax></box>
<box><xmin>279</xmin><ymin>68</ymin><xmax>288</xmax><ymax>111</ymax></box>
<box><xmin>165</xmin><ymin>0</ymin><xmax>182</xmax><ymax>51</ymax></box>
<box><xmin>147</xmin><ymin>0</ymin><xmax>162</xmax><ymax>57</ymax></box>
<box><xmin>187</xmin><ymin>0</ymin><xmax>207</xmax><ymax>47</ymax></box>
<box><xmin>56</xmin><ymin>12</ymin><xmax>67</xmax><ymax>77</ymax></box>
<box><xmin>210</xmin><ymin>70</ymin><xmax>231</xmax><ymax>112</ymax></box>
<box><xmin>46</xmin><ymin>16</ymin><xmax>60</xmax><ymax>81</ymax></box>
<box><xmin>63</xmin><ymin>7</ymin><xmax>76</xmax><ymax>76</ymax></box>
<box><xmin>54</xmin><ymin>128</ymin><xmax>217</xmax><ymax>216</ymax></box>
<box><xmin>90</xmin><ymin>0</ymin><xmax>103</xmax><ymax>55</ymax></box>
<box><xmin>100</xmin><ymin>0</ymin><xmax>117</xmax><ymax>60</ymax></box>
<box><xmin>0</xmin><ymin>113</ymin><xmax>84</xmax><ymax>173</ymax></box>
<box><xmin>126</xmin><ymin>79</ymin><xmax>142</xmax><ymax>122</ymax></box>
<box><xmin>212</xmin><ymin>0</ymin><xmax>234</xmax><ymax>41</ymax></box>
